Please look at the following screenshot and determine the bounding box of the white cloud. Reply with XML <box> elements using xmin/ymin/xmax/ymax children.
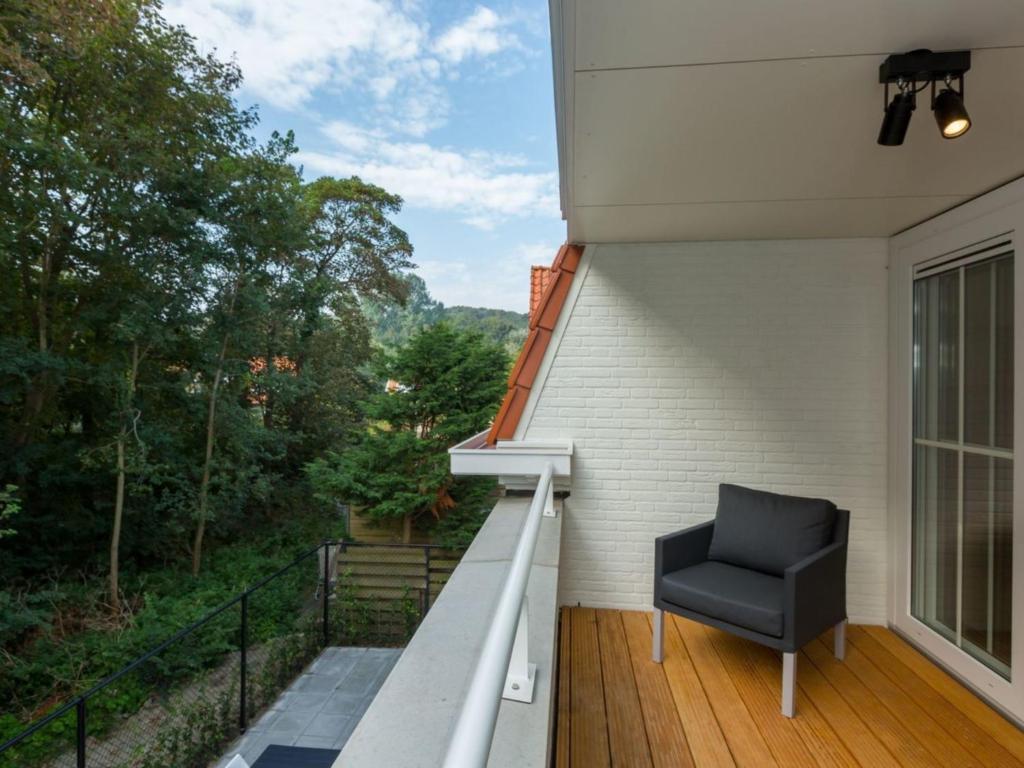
<box><xmin>164</xmin><ymin>0</ymin><xmax>426</xmax><ymax>110</ymax></box>
<box><xmin>164</xmin><ymin>1</ymin><xmax>522</xmax><ymax>134</ymax></box>
<box><xmin>415</xmin><ymin>241</ymin><xmax>561</xmax><ymax>311</ymax></box>
<box><xmin>297</xmin><ymin>122</ymin><xmax>559</xmax><ymax>228</ymax></box>
<box><xmin>514</xmin><ymin>242</ymin><xmax>558</xmax><ymax>267</ymax></box>
<box><xmin>432</xmin><ymin>6</ymin><xmax>519</xmax><ymax>64</ymax></box>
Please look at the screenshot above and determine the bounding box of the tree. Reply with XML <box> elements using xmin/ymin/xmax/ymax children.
<box><xmin>189</xmin><ymin>133</ymin><xmax>307</xmax><ymax>576</ymax></box>
<box><xmin>362</xmin><ymin>273</ymin><xmax>443</xmax><ymax>352</ymax></box>
<box><xmin>271</xmin><ymin>176</ymin><xmax>414</xmax><ymax>469</ymax></box>
<box><xmin>0</xmin><ymin>0</ymin><xmax>417</xmax><ymax>598</ymax></box>
<box><xmin>0</xmin><ymin>0</ymin><xmax>249</xmax><ymax>453</ymax></box>
<box><xmin>307</xmin><ymin>324</ymin><xmax>508</xmax><ymax>543</ymax></box>
<box><xmin>188</xmin><ymin>157</ymin><xmax>417</xmax><ymax>574</ymax></box>
<box><xmin>362</xmin><ymin>273</ymin><xmax>528</xmax><ymax>356</ymax></box>
<box><xmin>0</xmin><ymin>0</ymin><xmax>251</xmax><ymax>596</ymax></box>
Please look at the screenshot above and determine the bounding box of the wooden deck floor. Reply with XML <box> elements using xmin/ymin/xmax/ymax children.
<box><xmin>554</xmin><ymin>607</ymin><xmax>1024</xmax><ymax>768</ymax></box>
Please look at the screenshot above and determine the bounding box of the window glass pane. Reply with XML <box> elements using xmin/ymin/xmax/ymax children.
<box><xmin>996</xmin><ymin>257</ymin><xmax>1014</xmax><ymax>450</ymax></box>
<box><xmin>962</xmin><ymin>453</ymin><xmax>1013</xmax><ymax>674</ymax></box>
<box><xmin>912</xmin><ymin>444</ymin><xmax>959</xmax><ymax>638</ymax></box>
<box><xmin>964</xmin><ymin>256</ymin><xmax>1014</xmax><ymax>449</ymax></box>
<box><xmin>914</xmin><ymin>271</ymin><xmax>960</xmax><ymax>441</ymax></box>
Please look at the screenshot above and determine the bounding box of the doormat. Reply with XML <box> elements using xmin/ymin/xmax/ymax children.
<box><xmin>250</xmin><ymin>745</ymin><xmax>341</xmax><ymax>768</ymax></box>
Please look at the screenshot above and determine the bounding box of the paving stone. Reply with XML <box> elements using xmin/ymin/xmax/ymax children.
<box><xmin>310</xmin><ymin>648</ymin><xmax>364</xmax><ymax>678</ymax></box>
<box><xmin>337</xmin><ymin>656</ymin><xmax>392</xmax><ymax>696</ymax></box>
<box><xmin>294</xmin><ymin>735</ymin><xmax>340</xmax><ymax>750</ymax></box>
<box><xmin>237</xmin><ymin>734</ymin><xmax>277</xmax><ymax>764</ymax></box>
<box><xmin>331</xmin><ymin>716</ymin><xmax>360</xmax><ymax>748</ymax></box>
<box><xmin>315</xmin><ymin>647</ymin><xmax>345</xmax><ymax>662</ymax></box>
<box><xmin>320</xmin><ymin>688</ymin><xmax>366</xmax><ymax>716</ymax></box>
<box><xmin>272</xmin><ymin>691</ymin><xmax>329</xmax><ymax>713</ymax></box>
<box><xmin>248</xmin><ymin>709</ymin><xmax>280</xmax><ymax>732</ymax></box>
<box><xmin>263</xmin><ymin>711</ymin><xmax>313</xmax><ymax>740</ymax></box>
<box><xmin>301</xmin><ymin>712</ymin><xmax>353</xmax><ymax>739</ymax></box>
<box><xmin>292</xmin><ymin>673</ymin><xmax>340</xmax><ymax>694</ymax></box>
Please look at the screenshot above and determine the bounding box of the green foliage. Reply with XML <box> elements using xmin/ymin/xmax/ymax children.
<box><xmin>369</xmin><ymin>323</ymin><xmax>510</xmax><ymax>444</ymax></box>
<box><xmin>443</xmin><ymin>306</ymin><xmax>530</xmax><ymax>355</ymax></box>
<box><xmin>431</xmin><ymin>477</ymin><xmax>500</xmax><ymax>549</ymax></box>
<box><xmin>139</xmin><ymin>676</ymin><xmax>238</xmax><ymax>768</ymax></box>
<box><xmin>334</xmin><ymin>574</ymin><xmax>421</xmax><ymax>646</ymax></box>
<box><xmin>0</xmin><ymin>0</ymin><xmax>411</xmax><ymax>586</ymax></box>
<box><xmin>0</xmin><ymin>588</ymin><xmax>57</xmax><ymax>649</ymax></box>
<box><xmin>362</xmin><ymin>274</ymin><xmax>443</xmax><ymax>351</ymax></box>
<box><xmin>0</xmin><ymin>485</ymin><xmax>19</xmax><ymax>539</ymax></box>
<box><xmin>0</xmin><ymin>512</ymin><xmax>334</xmax><ymax>767</ymax></box>
<box><xmin>364</xmin><ymin>273</ymin><xmax>528</xmax><ymax>356</ymax></box>
<box><xmin>307</xmin><ymin>324</ymin><xmax>508</xmax><ymax>540</ymax></box>
<box><xmin>0</xmin><ymin>511</ymin><xmax>337</xmax><ymax>719</ymax></box>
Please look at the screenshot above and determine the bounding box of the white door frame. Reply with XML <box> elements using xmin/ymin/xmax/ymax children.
<box><xmin>889</xmin><ymin>177</ymin><xmax>1024</xmax><ymax>717</ymax></box>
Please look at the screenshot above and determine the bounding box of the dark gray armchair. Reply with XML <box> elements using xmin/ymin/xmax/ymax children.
<box><xmin>652</xmin><ymin>484</ymin><xmax>849</xmax><ymax>717</ymax></box>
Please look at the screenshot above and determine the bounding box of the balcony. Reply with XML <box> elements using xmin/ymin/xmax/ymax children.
<box><xmin>332</xmin><ymin>456</ymin><xmax>1024</xmax><ymax>767</ymax></box>
<box><xmin>556</xmin><ymin>608</ymin><xmax>1024</xmax><ymax>767</ymax></box>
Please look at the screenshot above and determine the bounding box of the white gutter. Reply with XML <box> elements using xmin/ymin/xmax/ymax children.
<box><xmin>448</xmin><ymin>430</ymin><xmax>572</xmax><ymax>478</ymax></box>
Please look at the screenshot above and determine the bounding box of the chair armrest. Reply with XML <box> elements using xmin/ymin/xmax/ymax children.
<box><xmin>654</xmin><ymin>521</ymin><xmax>714</xmax><ymax>603</ymax></box>
<box><xmin>784</xmin><ymin>541</ymin><xmax>847</xmax><ymax>650</ymax></box>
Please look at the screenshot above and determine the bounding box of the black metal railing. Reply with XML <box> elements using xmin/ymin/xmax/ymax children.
<box><xmin>0</xmin><ymin>540</ymin><xmax>462</xmax><ymax>768</ymax></box>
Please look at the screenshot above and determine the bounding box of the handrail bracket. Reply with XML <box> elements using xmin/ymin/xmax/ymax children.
<box><xmin>502</xmin><ymin>599</ymin><xmax>537</xmax><ymax>702</ymax></box>
<box><xmin>543</xmin><ymin>479</ymin><xmax>556</xmax><ymax>517</ymax></box>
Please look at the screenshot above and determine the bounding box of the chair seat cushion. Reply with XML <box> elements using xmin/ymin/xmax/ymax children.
<box><xmin>660</xmin><ymin>561</ymin><xmax>784</xmax><ymax>637</ymax></box>
<box><xmin>707</xmin><ymin>483</ymin><xmax>836</xmax><ymax>576</ymax></box>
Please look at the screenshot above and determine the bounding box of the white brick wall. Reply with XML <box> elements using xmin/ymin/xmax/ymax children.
<box><xmin>522</xmin><ymin>240</ymin><xmax>890</xmax><ymax>624</ymax></box>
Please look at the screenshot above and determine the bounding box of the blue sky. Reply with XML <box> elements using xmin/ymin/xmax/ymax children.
<box><xmin>163</xmin><ymin>0</ymin><xmax>566</xmax><ymax>312</ymax></box>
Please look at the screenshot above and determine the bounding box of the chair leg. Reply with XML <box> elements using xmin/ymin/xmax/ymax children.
<box><xmin>652</xmin><ymin>608</ymin><xmax>664</xmax><ymax>663</ymax></box>
<box><xmin>834</xmin><ymin>619</ymin><xmax>847</xmax><ymax>661</ymax></box>
<box><xmin>782</xmin><ymin>652</ymin><xmax>796</xmax><ymax>718</ymax></box>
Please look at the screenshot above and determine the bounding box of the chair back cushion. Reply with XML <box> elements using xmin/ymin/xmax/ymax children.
<box><xmin>707</xmin><ymin>484</ymin><xmax>836</xmax><ymax>576</ymax></box>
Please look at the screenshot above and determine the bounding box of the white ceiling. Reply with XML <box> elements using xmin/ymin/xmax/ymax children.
<box><xmin>552</xmin><ymin>0</ymin><xmax>1024</xmax><ymax>243</ymax></box>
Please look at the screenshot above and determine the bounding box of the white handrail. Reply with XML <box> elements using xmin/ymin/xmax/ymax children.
<box><xmin>442</xmin><ymin>461</ymin><xmax>556</xmax><ymax>768</ymax></box>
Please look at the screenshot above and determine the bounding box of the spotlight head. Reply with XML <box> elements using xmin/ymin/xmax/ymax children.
<box><xmin>933</xmin><ymin>86</ymin><xmax>971</xmax><ymax>139</ymax></box>
<box><xmin>878</xmin><ymin>87</ymin><xmax>915</xmax><ymax>146</ymax></box>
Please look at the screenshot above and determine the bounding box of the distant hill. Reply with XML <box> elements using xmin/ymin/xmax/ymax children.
<box><xmin>363</xmin><ymin>274</ymin><xmax>528</xmax><ymax>356</ymax></box>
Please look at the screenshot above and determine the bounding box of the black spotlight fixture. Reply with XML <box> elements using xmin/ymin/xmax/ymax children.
<box><xmin>878</xmin><ymin>78</ymin><xmax>915</xmax><ymax>146</ymax></box>
<box><xmin>877</xmin><ymin>49</ymin><xmax>971</xmax><ymax>146</ymax></box>
<box><xmin>933</xmin><ymin>76</ymin><xmax>971</xmax><ymax>139</ymax></box>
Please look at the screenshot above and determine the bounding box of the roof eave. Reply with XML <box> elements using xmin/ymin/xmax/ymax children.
<box><xmin>548</xmin><ymin>0</ymin><xmax>573</xmax><ymax>224</ymax></box>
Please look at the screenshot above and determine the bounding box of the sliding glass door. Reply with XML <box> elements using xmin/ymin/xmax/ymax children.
<box><xmin>912</xmin><ymin>252</ymin><xmax>1014</xmax><ymax>678</ymax></box>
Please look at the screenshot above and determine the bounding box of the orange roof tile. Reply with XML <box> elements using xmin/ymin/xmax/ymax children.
<box><xmin>488</xmin><ymin>243</ymin><xmax>583</xmax><ymax>445</ymax></box>
<box><xmin>530</xmin><ymin>266</ymin><xmax>553</xmax><ymax>321</ymax></box>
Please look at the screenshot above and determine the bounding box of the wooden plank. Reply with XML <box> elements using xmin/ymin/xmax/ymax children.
<box><xmin>850</xmin><ymin>626</ymin><xmax>1024</xmax><ymax>767</ymax></box>
<box><xmin>737</xmin><ymin>638</ymin><xmax>900</xmax><ymax>768</ymax></box>
<box><xmin>823</xmin><ymin>636</ymin><xmax>984</xmax><ymax>768</ymax></box>
<box><xmin>715</xmin><ymin>631</ymin><xmax>859</xmax><ymax>768</ymax></box>
<box><xmin>703</xmin><ymin>626</ymin><xmax>832</xmax><ymax>767</ymax></box>
<box><xmin>858</xmin><ymin>626</ymin><xmax>1024</xmax><ymax>761</ymax></box>
<box><xmin>803</xmin><ymin>638</ymin><xmax>937</xmax><ymax>766</ymax></box>
<box><xmin>570</xmin><ymin>607</ymin><xmax>611</xmax><ymax>768</ymax></box>
<box><xmin>595</xmin><ymin>610</ymin><xmax>654</xmax><ymax>767</ymax></box>
<box><xmin>620</xmin><ymin>612</ymin><xmax>695</xmax><ymax>768</ymax></box>
<box><xmin>671</xmin><ymin>617</ymin><xmax>778</xmax><ymax>768</ymax></box>
<box><xmin>556</xmin><ymin>607</ymin><xmax>571</xmax><ymax>768</ymax></box>
<box><xmin>656</xmin><ymin>614</ymin><xmax>735</xmax><ymax>767</ymax></box>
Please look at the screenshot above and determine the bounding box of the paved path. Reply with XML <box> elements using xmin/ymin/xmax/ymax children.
<box><xmin>216</xmin><ymin>647</ymin><xmax>402</xmax><ymax>767</ymax></box>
